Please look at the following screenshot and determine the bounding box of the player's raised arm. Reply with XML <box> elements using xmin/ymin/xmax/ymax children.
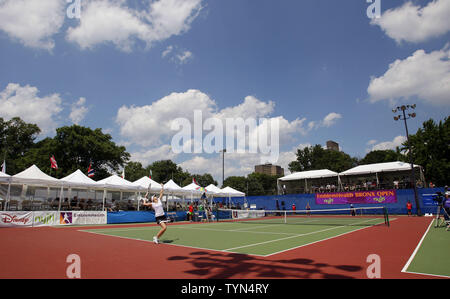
<box><xmin>158</xmin><ymin>183</ymin><xmax>164</xmax><ymax>200</ymax></box>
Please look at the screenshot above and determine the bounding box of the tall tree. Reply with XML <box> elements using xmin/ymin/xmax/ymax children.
<box><xmin>0</xmin><ymin>117</ymin><xmax>41</xmax><ymax>175</ymax></box>
<box><xmin>289</xmin><ymin>145</ymin><xmax>357</xmax><ymax>173</ymax></box>
<box><xmin>405</xmin><ymin>117</ymin><xmax>450</xmax><ymax>186</ymax></box>
<box><xmin>124</xmin><ymin>161</ymin><xmax>148</xmax><ymax>182</ymax></box>
<box><xmin>22</xmin><ymin>125</ymin><xmax>130</xmax><ymax>179</ymax></box>
<box><xmin>149</xmin><ymin>160</ymin><xmax>190</xmax><ymax>185</ymax></box>
<box><xmin>182</xmin><ymin>173</ymin><xmax>217</xmax><ymax>187</ymax></box>
<box><xmin>360</xmin><ymin>149</ymin><xmax>405</xmax><ymax>165</ymax></box>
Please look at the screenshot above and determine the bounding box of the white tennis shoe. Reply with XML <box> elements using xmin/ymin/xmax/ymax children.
<box><xmin>153</xmin><ymin>236</ymin><xmax>159</xmax><ymax>244</ymax></box>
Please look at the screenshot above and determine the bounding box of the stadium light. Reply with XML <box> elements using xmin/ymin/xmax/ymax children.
<box><xmin>392</xmin><ymin>104</ymin><xmax>422</xmax><ymax>216</ymax></box>
<box><xmin>219</xmin><ymin>149</ymin><xmax>226</xmax><ymax>187</ymax></box>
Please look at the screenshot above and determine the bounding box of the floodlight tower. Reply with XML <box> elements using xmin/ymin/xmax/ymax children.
<box><xmin>392</xmin><ymin>104</ymin><xmax>422</xmax><ymax>216</ymax></box>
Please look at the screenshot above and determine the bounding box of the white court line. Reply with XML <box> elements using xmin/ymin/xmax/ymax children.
<box><xmin>80</xmin><ymin>217</ymin><xmax>390</xmax><ymax>257</ymax></box>
<box><xmin>400</xmin><ymin>218</ymin><xmax>448</xmax><ymax>277</ymax></box>
<box><xmin>80</xmin><ymin>228</ymin><xmax>268</xmax><ymax>257</ymax></box>
<box><xmin>223</xmin><ymin>218</ymin><xmax>381</xmax><ymax>252</ymax></box>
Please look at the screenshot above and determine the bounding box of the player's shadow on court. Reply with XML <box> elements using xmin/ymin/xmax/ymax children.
<box><xmin>167</xmin><ymin>251</ymin><xmax>363</xmax><ymax>279</ymax></box>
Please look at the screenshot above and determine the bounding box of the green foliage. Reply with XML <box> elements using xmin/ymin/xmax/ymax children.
<box><xmin>124</xmin><ymin>161</ymin><xmax>148</xmax><ymax>182</ymax></box>
<box><xmin>0</xmin><ymin>117</ymin><xmax>41</xmax><ymax>175</ymax></box>
<box><xmin>149</xmin><ymin>160</ymin><xmax>190</xmax><ymax>185</ymax></box>
<box><xmin>360</xmin><ymin>149</ymin><xmax>406</xmax><ymax>165</ymax></box>
<box><xmin>181</xmin><ymin>173</ymin><xmax>217</xmax><ymax>187</ymax></box>
<box><xmin>288</xmin><ymin>145</ymin><xmax>357</xmax><ymax>173</ymax></box>
<box><xmin>223</xmin><ymin>172</ymin><xmax>280</xmax><ymax>196</ymax></box>
<box><xmin>405</xmin><ymin>117</ymin><xmax>450</xmax><ymax>186</ymax></box>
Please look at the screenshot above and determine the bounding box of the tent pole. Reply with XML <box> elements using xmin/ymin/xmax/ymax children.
<box><xmin>5</xmin><ymin>178</ymin><xmax>11</xmax><ymax>211</ymax></box>
<box><xmin>58</xmin><ymin>185</ymin><xmax>64</xmax><ymax>213</ymax></box>
<box><xmin>102</xmin><ymin>189</ymin><xmax>106</xmax><ymax>211</ymax></box>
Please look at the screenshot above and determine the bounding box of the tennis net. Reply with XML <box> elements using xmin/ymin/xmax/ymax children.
<box><xmin>217</xmin><ymin>206</ymin><xmax>390</xmax><ymax>227</ymax></box>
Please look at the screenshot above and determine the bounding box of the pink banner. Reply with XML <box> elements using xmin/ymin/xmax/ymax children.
<box><xmin>316</xmin><ymin>190</ymin><xmax>397</xmax><ymax>205</ymax></box>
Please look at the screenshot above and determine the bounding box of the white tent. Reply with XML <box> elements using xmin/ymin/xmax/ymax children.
<box><xmin>132</xmin><ymin>176</ymin><xmax>162</xmax><ymax>192</ymax></box>
<box><xmin>60</xmin><ymin>169</ymin><xmax>101</xmax><ymax>189</ymax></box>
<box><xmin>97</xmin><ymin>174</ymin><xmax>141</xmax><ymax>191</ymax></box>
<box><xmin>338</xmin><ymin>161</ymin><xmax>425</xmax><ymax>189</ymax></box>
<box><xmin>221</xmin><ymin>186</ymin><xmax>245</xmax><ymax>197</ymax></box>
<box><xmin>205</xmin><ymin>184</ymin><xmax>226</xmax><ymax>197</ymax></box>
<box><xmin>278</xmin><ymin>169</ymin><xmax>338</xmax><ymax>181</ymax></box>
<box><xmin>163</xmin><ymin>179</ymin><xmax>184</xmax><ymax>195</ymax></box>
<box><xmin>0</xmin><ymin>171</ymin><xmax>11</xmax><ymax>211</ymax></box>
<box><xmin>182</xmin><ymin>181</ymin><xmax>203</xmax><ymax>195</ymax></box>
<box><xmin>339</xmin><ymin>161</ymin><xmax>421</xmax><ymax>176</ymax></box>
<box><xmin>277</xmin><ymin>169</ymin><xmax>339</xmax><ymax>194</ymax></box>
<box><xmin>11</xmin><ymin>164</ymin><xmax>62</xmax><ymax>187</ymax></box>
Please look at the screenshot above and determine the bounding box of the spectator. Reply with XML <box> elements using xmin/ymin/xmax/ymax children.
<box><xmin>429</xmin><ymin>181</ymin><xmax>435</xmax><ymax>188</ymax></box>
<box><xmin>393</xmin><ymin>179</ymin><xmax>399</xmax><ymax>189</ymax></box>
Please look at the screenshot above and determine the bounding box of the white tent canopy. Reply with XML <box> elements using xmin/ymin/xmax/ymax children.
<box><xmin>96</xmin><ymin>174</ymin><xmax>141</xmax><ymax>191</ymax></box>
<box><xmin>132</xmin><ymin>176</ymin><xmax>162</xmax><ymax>192</ymax></box>
<box><xmin>339</xmin><ymin>161</ymin><xmax>421</xmax><ymax>176</ymax></box>
<box><xmin>163</xmin><ymin>179</ymin><xmax>184</xmax><ymax>196</ymax></box>
<box><xmin>205</xmin><ymin>184</ymin><xmax>226</xmax><ymax>197</ymax></box>
<box><xmin>0</xmin><ymin>171</ymin><xmax>10</xmax><ymax>181</ymax></box>
<box><xmin>221</xmin><ymin>186</ymin><xmax>245</xmax><ymax>197</ymax></box>
<box><xmin>11</xmin><ymin>164</ymin><xmax>62</xmax><ymax>187</ymax></box>
<box><xmin>278</xmin><ymin>169</ymin><xmax>338</xmax><ymax>181</ymax></box>
<box><xmin>182</xmin><ymin>181</ymin><xmax>203</xmax><ymax>195</ymax></box>
<box><xmin>60</xmin><ymin>169</ymin><xmax>101</xmax><ymax>188</ymax></box>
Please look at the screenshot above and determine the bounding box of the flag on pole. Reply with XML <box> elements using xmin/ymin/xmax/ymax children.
<box><xmin>87</xmin><ymin>161</ymin><xmax>95</xmax><ymax>178</ymax></box>
<box><xmin>149</xmin><ymin>169</ymin><xmax>152</xmax><ymax>179</ymax></box>
<box><xmin>50</xmin><ymin>155</ymin><xmax>58</xmax><ymax>169</ymax></box>
<box><xmin>1</xmin><ymin>160</ymin><xmax>5</xmax><ymax>173</ymax></box>
<box><xmin>121</xmin><ymin>168</ymin><xmax>125</xmax><ymax>179</ymax></box>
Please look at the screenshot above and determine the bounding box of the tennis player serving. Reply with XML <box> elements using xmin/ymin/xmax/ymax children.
<box><xmin>142</xmin><ymin>183</ymin><xmax>167</xmax><ymax>244</ymax></box>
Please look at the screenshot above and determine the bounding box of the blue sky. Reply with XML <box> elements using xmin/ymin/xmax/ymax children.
<box><xmin>0</xmin><ymin>0</ymin><xmax>449</xmax><ymax>183</ymax></box>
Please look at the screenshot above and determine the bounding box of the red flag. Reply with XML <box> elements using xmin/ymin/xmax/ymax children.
<box><xmin>50</xmin><ymin>155</ymin><xmax>58</xmax><ymax>169</ymax></box>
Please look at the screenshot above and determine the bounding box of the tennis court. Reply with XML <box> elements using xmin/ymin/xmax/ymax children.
<box><xmin>1</xmin><ymin>207</ymin><xmax>446</xmax><ymax>279</ymax></box>
<box><xmin>81</xmin><ymin>207</ymin><xmax>390</xmax><ymax>256</ymax></box>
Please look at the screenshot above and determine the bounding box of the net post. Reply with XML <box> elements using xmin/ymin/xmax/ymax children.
<box><xmin>284</xmin><ymin>210</ymin><xmax>287</xmax><ymax>224</ymax></box>
<box><xmin>383</xmin><ymin>207</ymin><xmax>390</xmax><ymax>227</ymax></box>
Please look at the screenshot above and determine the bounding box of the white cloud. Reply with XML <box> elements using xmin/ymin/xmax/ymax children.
<box><xmin>0</xmin><ymin>83</ymin><xmax>63</xmax><ymax>134</ymax></box>
<box><xmin>322</xmin><ymin>112</ymin><xmax>342</xmax><ymax>127</ymax></box>
<box><xmin>116</xmin><ymin>89</ymin><xmax>217</xmax><ymax>147</ymax></box>
<box><xmin>176</xmin><ymin>50</ymin><xmax>193</xmax><ymax>64</ymax></box>
<box><xmin>179</xmin><ymin>143</ymin><xmax>311</xmax><ymax>183</ymax></box>
<box><xmin>0</xmin><ymin>0</ymin><xmax>65</xmax><ymax>50</ymax></box>
<box><xmin>116</xmin><ymin>90</ymin><xmax>315</xmax><ymax>150</ymax></box>
<box><xmin>162</xmin><ymin>45</ymin><xmax>173</xmax><ymax>57</ymax></box>
<box><xmin>130</xmin><ymin>144</ymin><xmax>178</xmax><ymax>166</ymax></box>
<box><xmin>307</xmin><ymin>112</ymin><xmax>342</xmax><ymax>129</ymax></box>
<box><xmin>368</xmin><ymin>136</ymin><xmax>406</xmax><ymax>151</ymax></box>
<box><xmin>69</xmin><ymin>97</ymin><xmax>89</xmax><ymax>124</ymax></box>
<box><xmin>367</xmin><ymin>46</ymin><xmax>450</xmax><ymax>106</ymax></box>
<box><xmin>66</xmin><ymin>0</ymin><xmax>203</xmax><ymax>51</ymax></box>
<box><xmin>371</xmin><ymin>0</ymin><xmax>450</xmax><ymax>44</ymax></box>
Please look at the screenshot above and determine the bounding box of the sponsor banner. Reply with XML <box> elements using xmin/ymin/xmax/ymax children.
<box><xmin>0</xmin><ymin>211</ymin><xmax>33</xmax><ymax>227</ymax></box>
<box><xmin>232</xmin><ymin>210</ymin><xmax>265</xmax><ymax>219</ymax></box>
<box><xmin>422</xmin><ymin>194</ymin><xmax>440</xmax><ymax>207</ymax></box>
<box><xmin>60</xmin><ymin>211</ymin><xmax>107</xmax><ymax>225</ymax></box>
<box><xmin>316</xmin><ymin>190</ymin><xmax>397</xmax><ymax>205</ymax></box>
<box><xmin>33</xmin><ymin>211</ymin><xmax>58</xmax><ymax>227</ymax></box>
